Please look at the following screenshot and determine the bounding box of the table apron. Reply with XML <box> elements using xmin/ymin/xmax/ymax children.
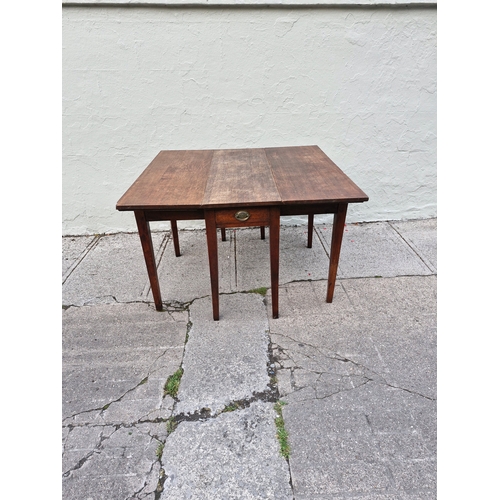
<box><xmin>144</xmin><ymin>209</ymin><xmax>205</xmax><ymax>222</ymax></box>
<box><xmin>141</xmin><ymin>202</ymin><xmax>343</xmax><ymax>223</ymax></box>
<box><xmin>280</xmin><ymin>203</ymin><xmax>340</xmax><ymax>216</ymax></box>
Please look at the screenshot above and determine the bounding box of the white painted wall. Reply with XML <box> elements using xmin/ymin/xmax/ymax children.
<box><xmin>62</xmin><ymin>3</ymin><xmax>436</xmax><ymax>235</ymax></box>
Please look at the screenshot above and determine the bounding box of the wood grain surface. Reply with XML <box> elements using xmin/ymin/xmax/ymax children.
<box><xmin>117</xmin><ymin>146</ymin><xmax>368</xmax><ymax>211</ymax></box>
<box><xmin>202</xmin><ymin>148</ymin><xmax>281</xmax><ymax>207</ymax></box>
<box><xmin>116</xmin><ymin>149</ymin><xmax>214</xmax><ymax>210</ymax></box>
<box><xmin>265</xmin><ymin>145</ymin><xmax>369</xmax><ymax>204</ymax></box>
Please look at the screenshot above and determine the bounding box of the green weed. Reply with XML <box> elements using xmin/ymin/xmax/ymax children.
<box><xmin>163</xmin><ymin>368</ymin><xmax>184</xmax><ymax>398</ymax></box>
<box><xmin>166</xmin><ymin>417</ymin><xmax>178</xmax><ymax>435</ymax></box>
<box><xmin>274</xmin><ymin>400</ymin><xmax>290</xmax><ymax>459</ymax></box>
<box><xmin>156</xmin><ymin>442</ymin><xmax>164</xmax><ymax>459</ymax></box>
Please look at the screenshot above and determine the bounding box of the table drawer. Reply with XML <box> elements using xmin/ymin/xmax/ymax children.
<box><xmin>215</xmin><ymin>207</ymin><xmax>271</xmax><ymax>227</ymax></box>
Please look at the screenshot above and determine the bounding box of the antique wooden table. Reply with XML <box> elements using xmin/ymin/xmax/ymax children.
<box><xmin>116</xmin><ymin>145</ymin><xmax>368</xmax><ymax>320</ymax></box>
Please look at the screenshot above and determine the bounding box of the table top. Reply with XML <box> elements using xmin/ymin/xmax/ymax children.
<box><xmin>116</xmin><ymin>145</ymin><xmax>368</xmax><ymax>211</ymax></box>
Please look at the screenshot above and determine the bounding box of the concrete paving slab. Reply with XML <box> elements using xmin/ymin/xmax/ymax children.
<box><xmin>153</xmin><ymin>229</ymin><xmax>234</xmax><ymax>303</ymax></box>
<box><xmin>160</xmin><ymin>401</ymin><xmax>293</xmax><ymax>500</ymax></box>
<box><xmin>63</xmin><ymin>422</ymin><xmax>165</xmax><ymax>500</ymax></box>
<box><xmin>62</xmin><ymin>232</ymin><xmax>167</xmax><ymax>307</ymax></box>
<box><xmin>268</xmin><ymin>281</ymin><xmax>381</xmax><ymax>378</ymax></box>
<box><xmin>62</xmin><ymin>303</ymin><xmax>187</xmax><ymax>426</ymax></box>
<box><xmin>315</xmin><ymin>221</ymin><xmax>433</xmax><ymax>278</ymax></box>
<box><xmin>390</xmin><ymin>218</ymin><xmax>437</xmax><ymax>273</ymax></box>
<box><xmin>282</xmin><ymin>383</ymin><xmax>436</xmax><ymax>499</ymax></box>
<box><xmin>341</xmin><ymin>276</ymin><xmax>437</xmax><ymax>399</ymax></box>
<box><xmin>61</xmin><ymin>217</ymin><xmax>437</xmax><ymax>500</ymax></box>
<box><xmin>267</xmin><ymin>276</ymin><xmax>437</xmax><ymax>499</ymax></box>
<box><xmin>233</xmin><ymin>226</ymin><xmax>330</xmax><ymax>291</ymax></box>
<box><xmin>175</xmin><ymin>293</ymin><xmax>271</xmax><ymax>416</ymax></box>
<box><xmin>62</xmin><ymin>234</ymin><xmax>98</xmax><ymax>280</ymax></box>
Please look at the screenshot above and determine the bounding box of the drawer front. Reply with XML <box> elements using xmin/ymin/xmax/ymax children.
<box><xmin>215</xmin><ymin>207</ymin><xmax>271</xmax><ymax>227</ymax></box>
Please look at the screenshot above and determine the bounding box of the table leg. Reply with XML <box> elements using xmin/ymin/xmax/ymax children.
<box><xmin>269</xmin><ymin>207</ymin><xmax>280</xmax><ymax>319</ymax></box>
<box><xmin>205</xmin><ymin>210</ymin><xmax>219</xmax><ymax>321</ymax></box>
<box><xmin>221</xmin><ymin>228</ymin><xmax>227</xmax><ymax>242</ymax></box>
<box><xmin>135</xmin><ymin>210</ymin><xmax>163</xmax><ymax>311</ymax></box>
<box><xmin>260</xmin><ymin>226</ymin><xmax>266</xmax><ymax>240</ymax></box>
<box><xmin>170</xmin><ymin>220</ymin><xmax>181</xmax><ymax>257</ymax></box>
<box><xmin>326</xmin><ymin>203</ymin><xmax>347</xmax><ymax>302</ymax></box>
<box><xmin>307</xmin><ymin>213</ymin><xmax>314</xmax><ymax>248</ymax></box>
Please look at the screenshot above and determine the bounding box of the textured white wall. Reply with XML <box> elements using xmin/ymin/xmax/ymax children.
<box><xmin>62</xmin><ymin>4</ymin><xmax>436</xmax><ymax>235</ymax></box>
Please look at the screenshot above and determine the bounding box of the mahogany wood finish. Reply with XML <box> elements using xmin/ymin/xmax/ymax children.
<box><xmin>269</xmin><ymin>207</ymin><xmax>280</xmax><ymax>319</ymax></box>
<box><xmin>117</xmin><ymin>146</ymin><xmax>368</xmax><ymax>320</ymax></box>
<box><xmin>307</xmin><ymin>214</ymin><xmax>314</xmax><ymax>249</ymax></box>
<box><xmin>265</xmin><ymin>145</ymin><xmax>368</xmax><ymax>204</ymax></box>
<box><xmin>203</xmin><ymin>149</ymin><xmax>281</xmax><ymax>208</ymax></box>
<box><xmin>170</xmin><ymin>220</ymin><xmax>181</xmax><ymax>257</ymax></box>
<box><xmin>326</xmin><ymin>203</ymin><xmax>348</xmax><ymax>302</ymax></box>
<box><xmin>221</xmin><ymin>226</ymin><xmax>265</xmax><ymax>242</ymax></box>
<box><xmin>205</xmin><ymin>210</ymin><xmax>220</xmax><ymax>321</ymax></box>
<box><xmin>134</xmin><ymin>210</ymin><xmax>163</xmax><ymax>311</ymax></box>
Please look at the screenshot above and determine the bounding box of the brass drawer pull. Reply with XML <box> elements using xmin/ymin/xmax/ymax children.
<box><xmin>235</xmin><ymin>210</ymin><xmax>250</xmax><ymax>222</ymax></box>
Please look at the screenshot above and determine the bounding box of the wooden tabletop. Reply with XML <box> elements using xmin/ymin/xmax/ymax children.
<box><xmin>116</xmin><ymin>145</ymin><xmax>368</xmax><ymax>211</ymax></box>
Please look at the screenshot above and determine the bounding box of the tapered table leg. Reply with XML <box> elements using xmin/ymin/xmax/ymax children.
<box><xmin>221</xmin><ymin>228</ymin><xmax>226</xmax><ymax>242</ymax></box>
<box><xmin>170</xmin><ymin>220</ymin><xmax>181</xmax><ymax>257</ymax></box>
<box><xmin>307</xmin><ymin>213</ymin><xmax>314</xmax><ymax>248</ymax></box>
<box><xmin>326</xmin><ymin>203</ymin><xmax>347</xmax><ymax>302</ymax></box>
<box><xmin>260</xmin><ymin>226</ymin><xmax>266</xmax><ymax>240</ymax></box>
<box><xmin>135</xmin><ymin>210</ymin><xmax>163</xmax><ymax>311</ymax></box>
<box><xmin>205</xmin><ymin>210</ymin><xmax>219</xmax><ymax>321</ymax></box>
<box><xmin>269</xmin><ymin>207</ymin><xmax>280</xmax><ymax>319</ymax></box>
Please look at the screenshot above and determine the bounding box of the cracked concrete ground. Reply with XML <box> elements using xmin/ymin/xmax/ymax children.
<box><xmin>62</xmin><ymin>218</ymin><xmax>436</xmax><ymax>499</ymax></box>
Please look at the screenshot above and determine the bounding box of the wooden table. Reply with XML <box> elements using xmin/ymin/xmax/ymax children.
<box><xmin>116</xmin><ymin>145</ymin><xmax>368</xmax><ymax>320</ymax></box>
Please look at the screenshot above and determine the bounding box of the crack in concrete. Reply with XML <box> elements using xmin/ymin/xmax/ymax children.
<box><xmin>62</xmin><ymin>227</ymin><xmax>436</xmax><ymax>498</ymax></box>
<box><xmin>313</xmin><ymin>376</ymin><xmax>372</xmax><ymax>401</ymax></box>
<box><xmin>63</xmin><ymin>375</ymin><xmax>151</xmax><ymax>423</ymax></box>
<box><xmin>63</xmin><ymin>275</ymin><xmax>435</xmax><ymax>312</ymax></box>
<box><xmin>63</xmin><ymin>304</ymin><xmax>191</xmax><ymax>425</ymax></box>
<box><xmin>62</xmin><ymin>420</ymin><xmax>169</xmax><ymax>489</ymax></box>
<box><xmin>127</xmin><ymin>454</ymin><xmax>160</xmax><ymax>500</ymax></box>
<box><xmin>145</xmin><ymin>308</ymin><xmax>289</xmax><ymax>495</ymax></box>
<box><xmin>271</xmin><ymin>331</ymin><xmax>435</xmax><ymax>402</ymax></box>
<box><xmin>83</xmin><ymin>294</ymin><xmax>119</xmax><ymax>305</ymax></box>
<box><xmin>161</xmin><ymin>329</ymin><xmax>280</xmax><ymax>426</ymax></box>
<box><xmin>63</xmin><ymin>425</ymin><xmax>118</xmax><ymax>477</ymax></box>
<box><xmin>62</xmin><ymin>449</ymin><xmax>100</xmax><ymax>478</ymax></box>
<box><xmin>272</xmin><ymin>332</ymin><xmax>362</xmax><ymax>370</ymax></box>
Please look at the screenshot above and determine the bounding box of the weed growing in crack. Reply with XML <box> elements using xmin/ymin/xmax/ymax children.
<box><xmin>274</xmin><ymin>400</ymin><xmax>290</xmax><ymax>459</ymax></box>
<box><xmin>248</xmin><ymin>287</ymin><xmax>268</xmax><ymax>297</ymax></box>
<box><xmin>156</xmin><ymin>442</ymin><xmax>164</xmax><ymax>459</ymax></box>
<box><xmin>222</xmin><ymin>402</ymin><xmax>242</xmax><ymax>413</ymax></box>
<box><xmin>155</xmin><ymin>468</ymin><xmax>166</xmax><ymax>498</ymax></box>
<box><xmin>164</xmin><ymin>368</ymin><xmax>184</xmax><ymax>398</ymax></box>
<box><xmin>166</xmin><ymin>417</ymin><xmax>178</xmax><ymax>435</ymax></box>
